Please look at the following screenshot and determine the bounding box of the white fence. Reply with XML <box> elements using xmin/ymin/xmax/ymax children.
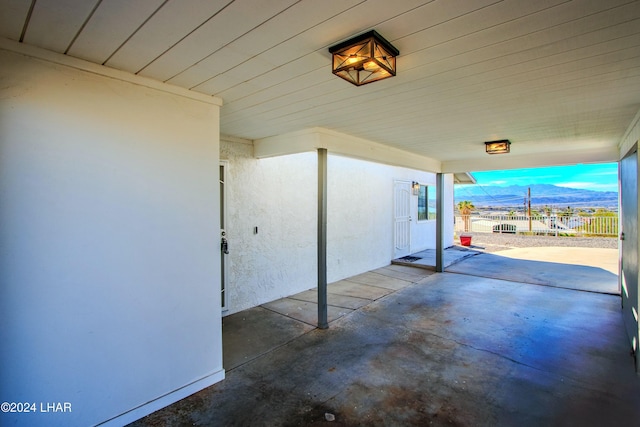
<box><xmin>455</xmin><ymin>215</ymin><xmax>618</xmax><ymax>237</ymax></box>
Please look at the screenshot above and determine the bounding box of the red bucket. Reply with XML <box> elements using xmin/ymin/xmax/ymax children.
<box><xmin>460</xmin><ymin>235</ymin><xmax>472</xmax><ymax>246</ymax></box>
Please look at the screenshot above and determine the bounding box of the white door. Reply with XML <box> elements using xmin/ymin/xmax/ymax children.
<box><xmin>394</xmin><ymin>180</ymin><xmax>412</xmax><ymax>258</ymax></box>
<box><xmin>621</xmin><ymin>149</ymin><xmax>638</xmax><ymax>369</ymax></box>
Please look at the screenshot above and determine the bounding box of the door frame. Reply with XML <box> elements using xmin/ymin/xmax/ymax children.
<box><xmin>220</xmin><ymin>160</ymin><xmax>229</xmax><ymax>313</ymax></box>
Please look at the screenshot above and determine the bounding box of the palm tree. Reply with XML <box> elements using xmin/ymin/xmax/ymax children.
<box><xmin>542</xmin><ymin>205</ymin><xmax>553</xmax><ymax>230</ymax></box>
<box><xmin>560</xmin><ymin>206</ymin><xmax>574</xmax><ymax>225</ymax></box>
<box><xmin>457</xmin><ymin>200</ymin><xmax>475</xmax><ymax>232</ymax></box>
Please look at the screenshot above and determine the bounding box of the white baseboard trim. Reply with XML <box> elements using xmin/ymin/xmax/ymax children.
<box><xmin>95</xmin><ymin>369</ymin><xmax>225</xmax><ymax>427</ymax></box>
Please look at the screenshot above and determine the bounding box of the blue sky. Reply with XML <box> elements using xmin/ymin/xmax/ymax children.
<box><xmin>469</xmin><ymin>163</ymin><xmax>619</xmax><ymax>192</ymax></box>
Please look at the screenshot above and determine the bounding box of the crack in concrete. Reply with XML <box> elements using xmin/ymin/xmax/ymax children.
<box><xmin>413</xmin><ymin>328</ymin><xmax>619</xmax><ymax>395</ymax></box>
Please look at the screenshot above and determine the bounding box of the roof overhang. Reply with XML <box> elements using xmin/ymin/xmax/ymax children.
<box><xmin>442</xmin><ymin>145</ymin><xmax>620</xmax><ymax>174</ymax></box>
<box><xmin>454</xmin><ymin>173</ymin><xmax>477</xmax><ymax>184</ymax></box>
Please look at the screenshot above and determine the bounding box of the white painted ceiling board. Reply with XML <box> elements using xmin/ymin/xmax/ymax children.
<box><xmin>23</xmin><ymin>0</ymin><xmax>99</xmax><ymax>53</ymax></box>
<box><xmin>211</xmin><ymin>51</ymin><xmax>328</xmax><ymax>102</ymax></box>
<box><xmin>305</xmin><ymin>38</ymin><xmax>640</xmax><ymax>130</ymax></box>
<box><xmin>224</xmin><ymin>64</ymin><xmax>640</xmax><ymax>156</ymax></box>
<box><xmin>67</xmin><ymin>0</ymin><xmax>166</xmax><ymax>64</ymax></box>
<box><xmin>167</xmin><ymin>0</ymin><xmax>363</xmax><ymax>88</ymax></box>
<box><xmin>219</xmin><ymin>60</ymin><xmax>333</xmax><ymax>119</ymax></box>
<box><xmin>378</xmin><ymin>0</ymin><xmax>501</xmax><ymax>37</ymax></box>
<box><xmin>395</xmin><ymin>0</ymin><xmax>569</xmax><ymax>54</ymax></box>
<box><xmin>4</xmin><ymin>0</ymin><xmax>640</xmax><ymax>170</ymax></box>
<box><xmin>345</xmin><ymin>76</ymin><xmax>639</xmax><ymax>140</ymax></box>
<box><xmin>220</xmin><ymin>68</ymin><xmax>337</xmax><ymax>126</ymax></box>
<box><xmin>235</xmin><ymin>13</ymin><xmax>640</xmax><ymax>139</ymax></box>
<box><xmin>0</xmin><ymin>0</ymin><xmax>32</xmax><ymax>40</ymax></box>
<box><xmin>214</xmin><ymin>0</ymin><xmax>510</xmax><ymax>103</ymax></box>
<box><xmin>360</xmin><ymin>2</ymin><xmax>637</xmax><ymax>87</ymax></box>
<box><xmin>194</xmin><ymin>38</ymin><xmax>329</xmax><ymax>95</ymax></box>
<box><xmin>104</xmin><ymin>0</ymin><xmax>230</xmax><ymax>73</ymax></box>
<box><xmin>138</xmin><ymin>0</ymin><xmax>299</xmax><ymax>82</ymax></box>
<box><xmin>196</xmin><ymin>0</ymin><xmax>435</xmax><ymax>96</ymax></box>
<box><xmin>216</xmin><ymin>0</ymin><xmax>636</xmax><ymax>125</ymax></box>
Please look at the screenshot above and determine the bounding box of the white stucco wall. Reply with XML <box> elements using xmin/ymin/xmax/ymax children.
<box><xmin>221</xmin><ymin>138</ymin><xmax>454</xmax><ymax>315</ymax></box>
<box><xmin>0</xmin><ymin>50</ymin><xmax>224</xmax><ymax>427</ymax></box>
<box><xmin>220</xmin><ymin>138</ymin><xmax>317</xmax><ymax>314</ymax></box>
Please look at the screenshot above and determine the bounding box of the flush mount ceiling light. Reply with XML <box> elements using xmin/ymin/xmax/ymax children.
<box><xmin>485</xmin><ymin>139</ymin><xmax>511</xmax><ymax>154</ymax></box>
<box><xmin>329</xmin><ymin>30</ymin><xmax>399</xmax><ymax>86</ymax></box>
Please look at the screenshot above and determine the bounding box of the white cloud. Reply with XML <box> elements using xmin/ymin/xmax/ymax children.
<box><xmin>556</xmin><ymin>182</ymin><xmax>592</xmax><ymax>189</ymax></box>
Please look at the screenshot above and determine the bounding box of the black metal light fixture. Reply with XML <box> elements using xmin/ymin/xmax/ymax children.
<box><xmin>485</xmin><ymin>139</ymin><xmax>511</xmax><ymax>154</ymax></box>
<box><xmin>412</xmin><ymin>181</ymin><xmax>420</xmax><ymax>195</ymax></box>
<box><xmin>329</xmin><ymin>30</ymin><xmax>399</xmax><ymax>86</ymax></box>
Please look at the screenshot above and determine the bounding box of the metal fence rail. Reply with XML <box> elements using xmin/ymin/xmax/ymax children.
<box><xmin>455</xmin><ymin>215</ymin><xmax>618</xmax><ymax>237</ymax></box>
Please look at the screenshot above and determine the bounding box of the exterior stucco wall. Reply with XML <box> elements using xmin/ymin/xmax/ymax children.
<box><xmin>220</xmin><ymin>138</ymin><xmax>317</xmax><ymax>314</ymax></box>
<box><xmin>221</xmin><ymin>138</ymin><xmax>454</xmax><ymax>315</ymax></box>
<box><xmin>0</xmin><ymin>50</ymin><xmax>223</xmax><ymax>427</ymax></box>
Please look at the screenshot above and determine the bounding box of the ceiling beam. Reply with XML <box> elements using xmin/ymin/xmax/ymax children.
<box><xmin>255</xmin><ymin>127</ymin><xmax>442</xmax><ymax>173</ymax></box>
<box><xmin>442</xmin><ymin>146</ymin><xmax>620</xmax><ymax>173</ymax></box>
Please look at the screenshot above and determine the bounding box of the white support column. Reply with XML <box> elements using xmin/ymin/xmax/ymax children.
<box><xmin>436</xmin><ymin>173</ymin><xmax>445</xmax><ymax>272</ymax></box>
<box><xmin>317</xmin><ymin>148</ymin><xmax>328</xmax><ymax>329</ymax></box>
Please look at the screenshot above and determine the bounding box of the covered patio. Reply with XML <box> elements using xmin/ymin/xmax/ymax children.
<box><xmin>130</xmin><ymin>251</ymin><xmax>635</xmax><ymax>426</ymax></box>
<box><xmin>3</xmin><ymin>2</ymin><xmax>640</xmax><ymax>426</ymax></box>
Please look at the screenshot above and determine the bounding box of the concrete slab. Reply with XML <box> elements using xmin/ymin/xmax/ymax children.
<box><xmin>346</xmin><ymin>271</ymin><xmax>414</xmax><ymax>290</ymax></box>
<box><xmin>222</xmin><ymin>306</ymin><xmax>314</xmax><ymax>370</ymax></box>
<box><xmin>261</xmin><ymin>298</ymin><xmax>352</xmax><ymax>326</ymax></box>
<box><xmin>327</xmin><ymin>279</ymin><xmax>393</xmax><ymax>300</ymax></box>
<box><xmin>131</xmin><ymin>272</ymin><xmax>640</xmax><ymax>427</ymax></box>
<box><xmin>495</xmin><ymin>246</ymin><xmax>618</xmax><ymax>275</ymax></box>
<box><xmin>447</xmin><ymin>250</ymin><xmax>619</xmax><ymax>294</ymax></box>
<box><xmin>288</xmin><ymin>289</ymin><xmax>371</xmax><ymax>310</ymax></box>
<box><xmin>393</xmin><ymin>246</ymin><xmax>481</xmax><ymax>270</ymax></box>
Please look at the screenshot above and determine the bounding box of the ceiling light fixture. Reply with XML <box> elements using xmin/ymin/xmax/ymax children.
<box><xmin>329</xmin><ymin>30</ymin><xmax>399</xmax><ymax>86</ymax></box>
<box><xmin>485</xmin><ymin>139</ymin><xmax>511</xmax><ymax>154</ymax></box>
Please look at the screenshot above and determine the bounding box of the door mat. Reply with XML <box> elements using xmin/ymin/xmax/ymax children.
<box><xmin>397</xmin><ymin>256</ymin><xmax>421</xmax><ymax>262</ymax></box>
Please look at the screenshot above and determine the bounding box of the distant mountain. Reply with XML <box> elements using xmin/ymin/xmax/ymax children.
<box><xmin>454</xmin><ymin>184</ymin><xmax>618</xmax><ymax>209</ymax></box>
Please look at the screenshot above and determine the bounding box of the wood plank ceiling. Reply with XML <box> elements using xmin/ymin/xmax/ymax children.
<box><xmin>2</xmin><ymin>0</ymin><xmax>640</xmax><ymax>169</ymax></box>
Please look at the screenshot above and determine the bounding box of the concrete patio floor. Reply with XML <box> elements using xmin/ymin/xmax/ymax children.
<box><xmin>447</xmin><ymin>247</ymin><xmax>619</xmax><ymax>295</ymax></box>
<box><xmin>391</xmin><ymin>245</ymin><xmax>481</xmax><ymax>270</ymax></box>
<box><xmin>223</xmin><ymin>265</ymin><xmax>435</xmax><ymax>370</ymax></box>
<box><xmin>129</xmin><ymin>250</ymin><xmax>638</xmax><ymax>427</ymax></box>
